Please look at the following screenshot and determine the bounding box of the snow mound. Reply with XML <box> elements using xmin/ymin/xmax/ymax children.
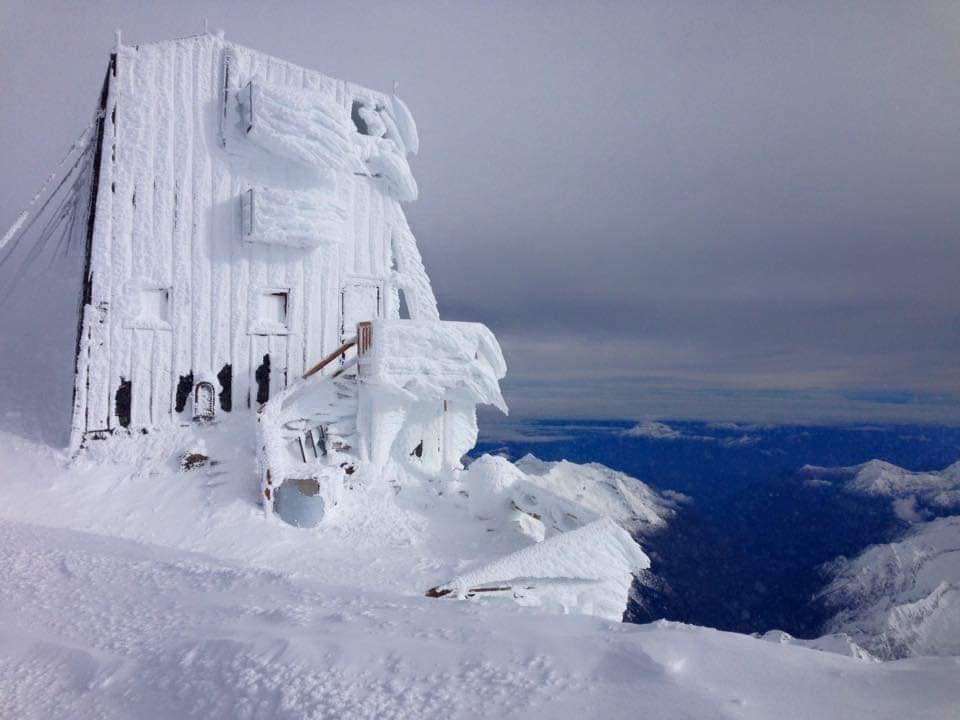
<box><xmin>761</xmin><ymin>629</ymin><xmax>877</xmax><ymax>661</ymax></box>
<box><xmin>0</xmin><ymin>427</ymin><xmax>676</xmax><ymax>623</ymax></box>
<box><xmin>429</xmin><ymin>518</ymin><xmax>648</xmax><ymax>621</ymax></box>
<box><xmin>818</xmin><ymin>515</ymin><xmax>960</xmax><ymax>659</ymax></box>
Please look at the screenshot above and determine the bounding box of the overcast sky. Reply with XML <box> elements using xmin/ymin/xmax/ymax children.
<box><xmin>1</xmin><ymin>1</ymin><xmax>959</xmax><ymax>424</ymax></box>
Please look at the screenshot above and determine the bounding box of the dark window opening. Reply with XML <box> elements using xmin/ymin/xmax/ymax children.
<box><xmin>217</xmin><ymin>363</ymin><xmax>232</xmax><ymax>412</ymax></box>
<box><xmin>398</xmin><ymin>288</ymin><xmax>411</xmax><ymax>320</ymax></box>
<box><xmin>255</xmin><ymin>354</ymin><xmax>271</xmax><ymax>404</ymax></box>
<box><xmin>351</xmin><ymin>100</ymin><xmax>369</xmax><ymax>135</ymax></box>
<box><xmin>115</xmin><ymin>378</ymin><xmax>131</xmax><ymax>428</ymax></box>
<box><xmin>410</xmin><ymin>441</ymin><xmax>423</xmax><ymax>459</ymax></box>
<box><xmin>175</xmin><ymin>372</ymin><xmax>194</xmax><ymax>413</ymax></box>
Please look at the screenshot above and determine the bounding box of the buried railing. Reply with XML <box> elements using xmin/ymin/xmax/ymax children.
<box><xmin>303</xmin><ymin>337</ymin><xmax>356</xmax><ymax>379</ymax></box>
<box><xmin>301</xmin><ymin>321</ymin><xmax>373</xmax><ymax>380</ymax></box>
<box><xmin>259</xmin><ymin>322</ymin><xmax>374</xmax><ymax>522</ymax></box>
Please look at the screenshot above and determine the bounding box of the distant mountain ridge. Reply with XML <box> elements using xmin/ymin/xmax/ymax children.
<box><xmin>808</xmin><ymin>460</ymin><xmax>960</xmax><ymax>658</ymax></box>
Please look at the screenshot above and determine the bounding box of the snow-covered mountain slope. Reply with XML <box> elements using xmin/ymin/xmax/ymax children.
<box><xmin>624</xmin><ymin>420</ymin><xmax>684</xmax><ymax>439</ymax></box>
<box><xmin>3</xmin><ymin>517</ymin><xmax>959</xmax><ymax>720</ymax></box>
<box><xmin>818</xmin><ymin>515</ymin><xmax>960</xmax><ymax>659</ymax></box>
<box><xmin>624</xmin><ymin>420</ymin><xmax>758</xmax><ymax>447</ymax></box>
<box><xmin>0</xmin><ymin>424</ymin><xmax>675</xmax><ymax>621</ymax></box>
<box><xmin>802</xmin><ymin>459</ymin><xmax>960</xmax><ymax>520</ymax></box>
<box><xmin>514</xmin><ymin>454</ymin><xmax>682</xmax><ymax>535</ymax></box>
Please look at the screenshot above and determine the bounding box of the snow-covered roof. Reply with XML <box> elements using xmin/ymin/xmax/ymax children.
<box><xmin>120</xmin><ymin>31</ymin><xmax>397</xmax><ymax>109</ymax></box>
<box><xmin>361</xmin><ymin>320</ymin><xmax>508</xmax><ymax>412</ymax></box>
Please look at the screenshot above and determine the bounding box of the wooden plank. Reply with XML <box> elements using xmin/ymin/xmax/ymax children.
<box><xmin>84</xmin><ymin>54</ymin><xmax>120</xmax><ymax>432</ymax></box>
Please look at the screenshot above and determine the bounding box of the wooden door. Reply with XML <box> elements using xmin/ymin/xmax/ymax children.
<box><xmin>340</xmin><ymin>281</ymin><xmax>381</xmax><ymax>343</ymax></box>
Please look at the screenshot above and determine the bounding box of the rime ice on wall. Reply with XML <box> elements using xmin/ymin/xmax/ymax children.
<box><xmin>240</xmin><ymin>80</ymin><xmax>358</xmax><ymax>172</ymax></box>
<box><xmin>361</xmin><ymin>320</ymin><xmax>507</xmax><ymax>411</ymax></box>
<box><xmin>389</xmin><ymin>210</ymin><xmax>440</xmax><ymax>321</ymax></box>
<box><xmin>71</xmin><ymin>34</ymin><xmax>436</xmax><ymax>445</ymax></box>
<box><xmin>258</xmin><ymin>318</ymin><xmax>508</xmax><ymax>519</ymax></box>
<box><xmin>242</xmin><ymin>185</ymin><xmax>347</xmax><ymax>249</ymax></box>
<box><xmin>357</xmin><ymin>320</ymin><xmax>507</xmax><ymax>469</ymax></box>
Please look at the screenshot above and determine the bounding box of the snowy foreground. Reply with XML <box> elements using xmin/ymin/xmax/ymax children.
<box><xmin>2</xmin><ymin>429</ymin><xmax>960</xmax><ymax>718</ymax></box>
<box><xmin>3</xmin><ymin>518</ymin><xmax>959</xmax><ymax>720</ymax></box>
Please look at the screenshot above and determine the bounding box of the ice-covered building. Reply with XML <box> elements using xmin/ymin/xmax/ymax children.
<box><xmin>68</xmin><ymin>31</ymin><xmax>506</xmax><ymax>513</ymax></box>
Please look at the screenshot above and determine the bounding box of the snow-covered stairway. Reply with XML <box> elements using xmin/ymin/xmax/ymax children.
<box><xmin>257</xmin><ymin>319</ymin><xmax>508</xmax><ymax>526</ymax></box>
<box><xmin>257</xmin><ymin>327</ymin><xmax>369</xmax><ymax>524</ymax></box>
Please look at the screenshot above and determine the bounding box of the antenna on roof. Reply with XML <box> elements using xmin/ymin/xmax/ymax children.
<box><xmin>204</xmin><ymin>18</ymin><xmax>210</xmax><ymax>34</ymax></box>
<box><xmin>114</xmin><ymin>28</ymin><xmax>122</xmax><ymax>49</ymax></box>
<box><xmin>393</xmin><ymin>80</ymin><xmax>400</xmax><ymax>96</ymax></box>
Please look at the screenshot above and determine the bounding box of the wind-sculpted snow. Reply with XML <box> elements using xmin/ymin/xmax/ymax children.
<box><xmin>362</xmin><ymin>320</ymin><xmax>507</xmax><ymax>412</ymax></box>
<box><xmin>0</xmin><ymin>426</ymin><xmax>669</xmax><ymax>622</ymax></box>
<box><xmin>760</xmin><ymin>629</ymin><xmax>876</xmax><ymax>661</ymax></box>
<box><xmin>2</xmin><ymin>518</ymin><xmax>959</xmax><ymax>720</ymax></box>
<box><xmin>432</xmin><ymin>518</ymin><xmax>649</xmax><ymax>621</ymax></box>
<box><xmin>242</xmin><ymin>79</ymin><xmax>358</xmax><ymax>172</ymax></box>
<box><xmin>243</xmin><ymin>185</ymin><xmax>348</xmax><ymax>248</ymax></box>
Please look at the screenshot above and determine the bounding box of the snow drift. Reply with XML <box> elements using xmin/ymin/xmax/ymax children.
<box><xmin>428</xmin><ymin>518</ymin><xmax>649</xmax><ymax>621</ymax></box>
<box><xmin>3</xmin><ymin>516</ymin><xmax>958</xmax><ymax>720</ymax></box>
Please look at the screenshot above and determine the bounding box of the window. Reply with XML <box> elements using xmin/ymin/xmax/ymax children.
<box><xmin>126</xmin><ymin>286</ymin><xmax>171</xmax><ymax>329</ymax></box>
<box><xmin>250</xmin><ymin>289</ymin><xmax>290</xmax><ymax>334</ymax></box>
<box><xmin>141</xmin><ymin>288</ymin><xmax>169</xmax><ymax>322</ymax></box>
<box><xmin>260</xmin><ymin>291</ymin><xmax>288</xmax><ymax>326</ymax></box>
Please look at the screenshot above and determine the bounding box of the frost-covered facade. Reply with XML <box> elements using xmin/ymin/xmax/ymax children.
<box><xmin>17</xmin><ymin>32</ymin><xmax>659</xmax><ymax>624</ymax></box>
<box><xmin>71</xmin><ymin>32</ymin><xmax>501</xmax><ymax>467</ymax></box>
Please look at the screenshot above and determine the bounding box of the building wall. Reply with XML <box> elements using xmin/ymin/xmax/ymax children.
<box><xmin>72</xmin><ymin>34</ymin><xmax>430</xmax><ymax>444</ymax></box>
